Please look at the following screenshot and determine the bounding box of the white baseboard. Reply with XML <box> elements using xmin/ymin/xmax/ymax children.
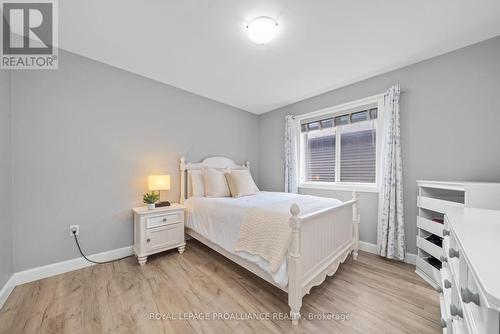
<box><xmin>359</xmin><ymin>241</ymin><xmax>416</xmax><ymax>265</ymax></box>
<box><xmin>358</xmin><ymin>240</ymin><xmax>378</xmax><ymax>254</ymax></box>
<box><xmin>0</xmin><ymin>275</ymin><xmax>15</xmax><ymax>310</ymax></box>
<box><xmin>0</xmin><ymin>245</ymin><xmax>133</xmax><ymax>310</ymax></box>
<box><xmin>13</xmin><ymin>246</ymin><xmax>133</xmax><ymax>286</ymax></box>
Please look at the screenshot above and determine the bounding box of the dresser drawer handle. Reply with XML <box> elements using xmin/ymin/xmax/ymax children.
<box><xmin>461</xmin><ymin>287</ymin><xmax>480</xmax><ymax>306</ymax></box>
<box><xmin>450</xmin><ymin>304</ymin><xmax>463</xmax><ymax>318</ymax></box>
<box><xmin>146</xmin><ymin>238</ymin><xmax>151</xmax><ymax>243</ymax></box>
<box><xmin>440</xmin><ymin>318</ymin><xmax>447</xmax><ymax>328</ymax></box>
<box><xmin>449</xmin><ymin>248</ymin><xmax>459</xmax><ymax>258</ymax></box>
<box><xmin>443</xmin><ymin>229</ymin><xmax>450</xmax><ymax>236</ymax></box>
<box><xmin>440</xmin><ymin>255</ymin><xmax>448</xmax><ymax>263</ymax></box>
<box><xmin>444</xmin><ymin>279</ymin><xmax>451</xmax><ymax>289</ymax></box>
<box><xmin>162</xmin><ymin>218</ymin><xmax>167</xmax><ymax>222</ymax></box>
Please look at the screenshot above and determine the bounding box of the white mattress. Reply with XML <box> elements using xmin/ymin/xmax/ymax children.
<box><xmin>185</xmin><ymin>191</ymin><xmax>343</xmax><ymax>287</ymax></box>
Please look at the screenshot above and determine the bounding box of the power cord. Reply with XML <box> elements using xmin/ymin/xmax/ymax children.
<box><xmin>72</xmin><ymin>230</ymin><xmax>133</xmax><ymax>264</ymax></box>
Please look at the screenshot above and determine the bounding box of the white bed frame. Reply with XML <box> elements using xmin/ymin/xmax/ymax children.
<box><xmin>179</xmin><ymin>156</ymin><xmax>360</xmax><ymax>325</ymax></box>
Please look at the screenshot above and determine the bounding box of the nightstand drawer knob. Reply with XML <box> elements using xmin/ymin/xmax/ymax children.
<box><xmin>443</xmin><ymin>229</ymin><xmax>450</xmax><ymax>236</ymax></box>
<box><xmin>147</xmin><ymin>238</ymin><xmax>151</xmax><ymax>243</ymax></box>
<box><xmin>440</xmin><ymin>255</ymin><xmax>448</xmax><ymax>263</ymax></box>
<box><xmin>449</xmin><ymin>248</ymin><xmax>459</xmax><ymax>258</ymax></box>
<box><xmin>444</xmin><ymin>279</ymin><xmax>451</xmax><ymax>289</ymax></box>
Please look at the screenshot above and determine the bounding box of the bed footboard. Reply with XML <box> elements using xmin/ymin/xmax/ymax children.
<box><xmin>288</xmin><ymin>191</ymin><xmax>360</xmax><ymax>325</ymax></box>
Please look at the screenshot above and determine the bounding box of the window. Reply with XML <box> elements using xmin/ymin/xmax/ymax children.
<box><xmin>298</xmin><ymin>97</ymin><xmax>382</xmax><ymax>192</ymax></box>
<box><xmin>305</xmin><ymin>125</ymin><xmax>335</xmax><ymax>182</ymax></box>
<box><xmin>340</xmin><ymin>121</ymin><xmax>376</xmax><ymax>183</ymax></box>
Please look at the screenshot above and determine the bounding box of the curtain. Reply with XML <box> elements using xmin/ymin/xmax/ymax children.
<box><xmin>377</xmin><ymin>84</ymin><xmax>406</xmax><ymax>260</ymax></box>
<box><xmin>284</xmin><ymin>115</ymin><xmax>299</xmax><ymax>193</ymax></box>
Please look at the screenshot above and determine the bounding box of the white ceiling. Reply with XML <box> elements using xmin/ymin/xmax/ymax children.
<box><xmin>60</xmin><ymin>0</ymin><xmax>500</xmax><ymax>114</ymax></box>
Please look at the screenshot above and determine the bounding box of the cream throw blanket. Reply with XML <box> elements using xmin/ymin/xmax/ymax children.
<box><xmin>235</xmin><ymin>196</ymin><xmax>334</xmax><ymax>273</ymax></box>
<box><xmin>235</xmin><ymin>207</ymin><xmax>292</xmax><ymax>273</ymax></box>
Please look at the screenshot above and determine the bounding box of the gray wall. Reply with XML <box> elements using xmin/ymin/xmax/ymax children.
<box><xmin>0</xmin><ymin>70</ymin><xmax>13</xmax><ymax>289</ymax></box>
<box><xmin>6</xmin><ymin>37</ymin><xmax>500</xmax><ymax>272</ymax></box>
<box><xmin>11</xmin><ymin>50</ymin><xmax>259</xmax><ymax>271</ymax></box>
<box><xmin>258</xmin><ymin>36</ymin><xmax>500</xmax><ymax>254</ymax></box>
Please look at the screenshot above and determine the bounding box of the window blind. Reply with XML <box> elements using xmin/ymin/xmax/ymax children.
<box><xmin>340</xmin><ymin>122</ymin><xmax>376</xmax><ymax>183</ymax></box>
<box><xmin>305</xmin><ymin>129</ymin><xmax>335</xmax><ymax>182</ymax></box>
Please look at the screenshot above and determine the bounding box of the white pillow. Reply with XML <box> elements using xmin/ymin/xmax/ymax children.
<box><xmin>225</xmin><ymin>171</ymin><xmax>256</xmax><ymax>198</ymax></box>
<box><xmin>202</xmin><ymin>167</ymin><xmax>231</xmax><ymax>197</ymax></box>
<box><xmin>229</xmin><ymin>169</ymin><xmax>259</xmax><ymax>192</ymax></box>
<box><xmin>190</xmin><ymin>172</ymin><xmax>205</xmax><ymax>197</ymax></box>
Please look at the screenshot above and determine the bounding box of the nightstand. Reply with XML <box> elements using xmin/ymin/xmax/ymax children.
<box><xmin>132</xmin><ymin>204</ymin><xmax>186</xmax><ymax>265</ymax></box>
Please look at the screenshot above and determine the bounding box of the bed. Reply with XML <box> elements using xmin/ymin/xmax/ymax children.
<box><xmin>180</xmin><ymin>156</ymin><xmax>360</xmax><ymax>325</ymax></box>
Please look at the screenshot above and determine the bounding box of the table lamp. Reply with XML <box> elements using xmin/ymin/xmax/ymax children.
<box><xmin>148</xmin><ymin>175</ymin><xmax>171</xmax><ymax>207</ymax></box>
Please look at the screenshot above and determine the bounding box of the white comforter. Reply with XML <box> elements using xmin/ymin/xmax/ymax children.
<box><xmin>185</xmin><ymin>191</ymin><xmax>343</xmax><ymax>287</ymax></box>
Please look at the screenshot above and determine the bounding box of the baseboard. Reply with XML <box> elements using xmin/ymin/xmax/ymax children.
<box><xmin>358</xmin><ymin>241</ymin><xmax>378</xmax><ymax>254</ymax></box>
<box><xmin>358</xmin><ymin>241</ymin><xmax>416</xmax><ymax>265</ymax></box>
<box><xmin>0</xmin><ymin>245</ymin><xmax>133</xmax><ymax>311</ymax></box>
<box><xmin>0</xmin><ymin>275</ymin><xmax>16</xmax><ymax>310</ymax></box>
<box><xmin>13</xmin><ymin>246</ymin><xmax>133</xmax><ymax>286</ymax></box>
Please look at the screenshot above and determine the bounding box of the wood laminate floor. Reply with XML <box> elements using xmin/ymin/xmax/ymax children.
<box><xmin>0</xmin><ymin>240</ymin><xmax>440</xmax><ymax>334</ymax></box>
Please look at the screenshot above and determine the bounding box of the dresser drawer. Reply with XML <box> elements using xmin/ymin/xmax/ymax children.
<box><xmin>145</xmin><ymin>222</ymin><xmax>184</xmax><ymax>252</ymax></box>
<box><xmin>449</xmin><ymin>279</ymin><xmax>469</xmax><ymax>334</ymax></box>
<box><xmin>416</xmin><ymin>256</ymin><xmax>441</xmax><ymax>286</ymax></box>
<box><xmin>439</xmin><ymin>293</ymin><xmax>451</xmax><ymax>334</ymax></box>
<box><xmin>441</xmin><ymin>267</ymin><xmax>452</xmax><ymax>319</ymax></box>
<box><xmin>461</xmin><ymin>268</ymin><xmax>500</xmax><ymax>334</ymax></box>
<box><xmin>146</xmin><ymin>211</ymin><xmax>183</xmax><ymax>229</ymax></box>
<box><xmin>442</xmin><ymin>237</ymin><xmax>450</xmax><ymax>263</ymax></box>
<box><xmin>418</xmin><ymin>216</ymin><xmax>444</xmax><ymax>237</ymax></box>
<box><xmin>447</xmin><ymin>232</ymin><xmax>462</xmax><ymax>285</ymax></box>
<box><xmin>417</xmin><ymin>235</ymin><xmax>442</xmax><ymax>260</ymax></box>
<box><xmin>418</xmin><ymin>196</ymin><xmax>463</xmax><ymax>214</ymax></box>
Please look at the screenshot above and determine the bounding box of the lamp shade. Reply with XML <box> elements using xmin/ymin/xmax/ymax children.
<box><xmin>148</xmin><ymin>175</ymin><xmax>171</xmax><ymax>191</ymax></box>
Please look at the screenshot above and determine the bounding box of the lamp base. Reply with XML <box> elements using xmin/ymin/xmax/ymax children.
<box><xmin>155</xmin><ymin>201</ymin><xmax>171</xmax><ymax>208</ymax></box>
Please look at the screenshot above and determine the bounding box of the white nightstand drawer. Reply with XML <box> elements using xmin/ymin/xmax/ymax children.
<box><xmin>146</xmin><ymin>222</ymin><xmax>184</xmax><ymax>252</ymax></box>
<box><xmin>146</xmin><ymin>212</ymin><xmax>183</xmax><ymax>229</ymax></box>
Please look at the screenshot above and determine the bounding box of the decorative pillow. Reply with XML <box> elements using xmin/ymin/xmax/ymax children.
<box><xmin>225</xmin><ymin>170</ymin><xmax>257</xmax><ymax>198</ymax></box>
<box><xmin>202</xmin><ymin>167</ymin><xmax>231</xmax><ymax>197</ymax></box>
<box><xmin>229</xmin><ymin>169</ymin><xmax>259</xmax><ymax>192</ymax></box>
<box><xmin>190</xmin><ymin>172</ymin><xmax>205</xmax><ymax>197</ymax></box>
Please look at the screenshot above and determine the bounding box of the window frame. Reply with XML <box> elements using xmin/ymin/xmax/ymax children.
<box><xmin>297</xmin><ymin>94</ymin><xmax>384</xmax><ymax>193</ymax></box>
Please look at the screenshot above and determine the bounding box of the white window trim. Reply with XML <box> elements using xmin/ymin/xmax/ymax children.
<box><xmin>297</xmin><ymin>93</ymin><xmax>385</xmax><ymax>193</ymax></box>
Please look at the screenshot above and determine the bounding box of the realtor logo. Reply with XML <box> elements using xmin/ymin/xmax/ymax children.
<box><xmin>1</xmin><ymin>0</ymin><xmax>58</xmax><ymax>69</ymax></box>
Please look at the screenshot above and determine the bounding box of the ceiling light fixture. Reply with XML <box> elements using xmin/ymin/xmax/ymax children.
<box><xmin>246</xmin><ymin>16</ymin><xmax>278</xmax><ymax>44</ymax></box>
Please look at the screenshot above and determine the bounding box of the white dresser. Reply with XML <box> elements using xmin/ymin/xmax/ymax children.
<box><xmin>440</xmin><ymin>207</ymin><xmax>500</xmax><ymax>334</ymax></box>
<box><xmin>416</xmin><ymin>181</ymin><xmax>500</xmax><ymax>289</ymax></box>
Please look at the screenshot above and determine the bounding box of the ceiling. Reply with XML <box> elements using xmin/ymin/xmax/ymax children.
<box><xmin>59</xmin><ymin>0</ymin><xmax>500</xmax><ymax>114</ymax></box>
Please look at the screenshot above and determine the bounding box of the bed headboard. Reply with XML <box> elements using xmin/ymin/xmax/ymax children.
<box><xmin>179</xmin><ymin>156</ymin><xmax>250</xmax><ymax>204</ymax></box>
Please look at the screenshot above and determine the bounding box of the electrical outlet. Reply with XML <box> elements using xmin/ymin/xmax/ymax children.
<box><xmin>69</xmin><ymin>225</ymin><xmax>79</xmax><ymax>237</ymax></box>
